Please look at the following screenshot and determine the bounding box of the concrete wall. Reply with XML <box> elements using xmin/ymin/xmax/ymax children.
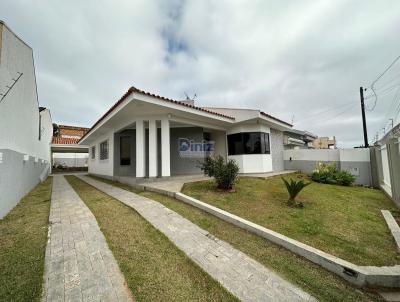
<box><xmin>371</xmin><ymin>131</ymin><xmax>400</xmax><ymax>206</ymax></box>
<box><xmin>0</xmin><ymin>24</ymin><xmax>51</xmax><ymax>160</ymax></box>
<box><xmin>0</xmin><ymin>149</ymin><xmax>50</xmax><ymax>218</ymax></box>
<box><xmin>381</xmin><ymin>145</ymin><xmax>391</xmax><ymax>188</ymax></box>
<box><xmin>53</xmin><ymin>153</ymin><xmax>88</xmax><ymax>167</ymax></box>
<box><xmin>0</xmin><ymin>24</ymin><xmax>53</xmax><ymax>218</ymax></box>
<box><xmin>284</xmin><ymin>148</ymin><xmax>371</xmax><ymax>185</ymax></box>
<box><xmin>170</xmin><ymin>127</ymin><xmax>204</xmax><ymax>175</ymax></box>
<box><xmin>271</xmin><ymin>129</ymin><xmax>284</xmax><ymax>171</ymax></box>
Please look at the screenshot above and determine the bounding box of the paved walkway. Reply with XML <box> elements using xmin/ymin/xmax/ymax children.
<box><xmin>78</xmin><ymin>175</ymin><xmax>316</xmax><ymax>302</ymax></box>
<box><xmin>42</xmin><ymin>175</ymin><xmax>133</xmax><ymax>302</ymax></box>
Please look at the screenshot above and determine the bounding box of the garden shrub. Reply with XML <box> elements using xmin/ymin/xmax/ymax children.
<box><xmin>282</xmin><ymin>177</ymin><xmax>311</xmax><ymax>207</ymax></box>
<box><xmin>200</xmin><ymin>156</ymin><xmax>239</xmax><ymax>190</ymax></box>
<box><xmin>335</xmin><ymin>170</ymin><xmax>356</xmax><ymax>186</ymax></box>
<box><xmin>311</xmin><ymin>162</ymin><xmax>356</xmax><ymax>186</ymax></box>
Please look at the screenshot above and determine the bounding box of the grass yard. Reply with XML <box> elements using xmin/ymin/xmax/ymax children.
<box><xmin>0</xmin><ymin>177</ymin><xmax>52</xmax><ymax>302</ymax></box>
<box><xmin>182</xmin><ymin>174</ymin><xmax>400</xmax><ymax>266</ymax></box>
<box><xmin>66</xmin><ymin>176</ymin><xmax>237</xmax><ymax>302</ymax></box>
<box><xmin>91</xmin><ymin>175</ymin><xmax>383</xmax><ymax>302</ymax></box>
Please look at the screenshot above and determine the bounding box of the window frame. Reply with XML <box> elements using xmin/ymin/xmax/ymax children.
<box><xmin>227</xmin><ymin>132</ymin><xmax>270</xmax><ymax>155</ymax></box>
<box><xmin>99</xmin><ymin>140</ymin><xmax>109</xmax><ymax>161</ymax></box>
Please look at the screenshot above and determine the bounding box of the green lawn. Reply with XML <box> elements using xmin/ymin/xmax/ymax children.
<box><xmin>91</xmin><ymin>175</ymin><xmax>383</xmax><ymax>302</ymax></box>
<box><xmin>182</xmin><ymin>174</ymin><xmax>399</xmax><ymax>266</ymax></box>
<box><xmin>0</xmin><ymin>177</ymin><xmax>52</xmax><ymax>302</ymax></box>
<box><xmin>66</xmin><ymin>176</ymin><xmax>237</xmax><ymax>302</ymax></box>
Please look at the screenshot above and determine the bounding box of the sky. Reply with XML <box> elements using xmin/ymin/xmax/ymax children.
<box><xmin>1</xmin><ymin>0</ymin><xmax>400</xmax><ymax>148</ymax></box>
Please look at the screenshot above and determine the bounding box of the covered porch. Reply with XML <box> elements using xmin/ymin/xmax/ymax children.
<box><xmin>113</xmin><ymin>117</ymin><xmax>227</xmax><ymax>179</ymax></box>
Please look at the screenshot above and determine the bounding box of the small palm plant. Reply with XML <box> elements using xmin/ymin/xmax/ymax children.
<box><xmin>281</xmin><ymin>177</ymin><xmax>311</xmax><ymax>207</ymax></box>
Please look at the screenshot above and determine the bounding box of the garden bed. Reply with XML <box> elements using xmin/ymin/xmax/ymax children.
<box><xmin>181</xmin><ymin>173</ymin><xmax>399</xmax><ymax>266</ymax></box>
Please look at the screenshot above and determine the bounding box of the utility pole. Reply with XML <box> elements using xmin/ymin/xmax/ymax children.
<box><xmin>389</xmin><ymin>118</ymin><xmax>394</xmax><ymax>129</ymax></box>
<box><xmin>359</xmin><ymin>87</ymin><xmax>369</xmax><ymax>147</ymax></box>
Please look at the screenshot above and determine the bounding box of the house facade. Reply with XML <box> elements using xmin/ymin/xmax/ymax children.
<box><xmin>0</xmin><ymin>21</ymin><xmax>53</xmax><ymax>218</ymax></box>
<box><xmin>51</xmin><ymin>124</ymin><xmax>89</xmax><ymax>168</ymax></box>
<box><xmin>80</xmin><ymin>87</ymin><xmax>292</xmax><ymax>180</ymax></box>
<box><xmin>283</xmin><ymin>129</ymin><xmax>317</xmax><ymax>150</ymax></box>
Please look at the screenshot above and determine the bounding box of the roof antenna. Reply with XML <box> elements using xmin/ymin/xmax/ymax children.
<box><xmin>184</xmin><ymin>92</ymin><xmax>197</xmax><ymax>101</ymax></box>
<box><xmin>184</xmin><ymin>92</ymin><xmax>190</xmax><ymax>100</ymax></box>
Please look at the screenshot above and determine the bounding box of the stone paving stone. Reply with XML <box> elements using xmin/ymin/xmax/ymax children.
<box><xmin>42</xmin><ymin>175</ymin><xmax>133</xmax><ymax>302</ymax></box>
<box><xmin>79</xmin><ymin>175</ymin><xmax>316</xmax><ymax>302</ymax></box>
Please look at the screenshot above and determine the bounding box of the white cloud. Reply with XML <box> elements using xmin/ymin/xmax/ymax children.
<box><xmin>1</xmin><ymin>0</ymin><xmax>400</xmax><ymax>147</ymax></box>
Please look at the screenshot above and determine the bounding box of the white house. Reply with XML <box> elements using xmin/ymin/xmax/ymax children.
<box><xmin>0</xmin><ymin>21</ymin><xmax>53</xmax><ymax>218</ymax></box>
<box><xmin>79</xmin><ymin>86</ymin><xmax>292</xmax><ymax>181</ymax></box>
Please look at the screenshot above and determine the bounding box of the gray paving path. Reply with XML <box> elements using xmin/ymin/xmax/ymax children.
<box><xmin>42</xmin><ymin>175</ymin><xmax>133</xmax><ymax>302</ymax></box>
<box><xmin>78</xmin><ymin>175</ymin><xmax>316</xmax><ymax>302</ymax></box>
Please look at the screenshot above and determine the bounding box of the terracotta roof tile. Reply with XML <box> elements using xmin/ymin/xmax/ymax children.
<box><xmin>52</xmin><ymin>137</ymin><xmax>80</xmax><ymax>145</ymax></box>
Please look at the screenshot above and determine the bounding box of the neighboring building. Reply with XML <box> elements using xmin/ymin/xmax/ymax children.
<box><xmin>313</xmin><ymin>136</ymin><xmax>337</xmax><ymax>149</ymax></box>
<box><xmin>51</xmin><ymin>124</ymin><xmax>89</xmax><ymax>168</ymax></box>
<box><xmin>0</xmin><ymin>21</ymin><xmax>53</xmax><ymax>218</ymax></box>
<box><xmin>79</xmin><ymin>86</ymin><xmax>293</xmax><ymax>180</ymax></box>
<box><xmin>283</xmin><ymin>129</ymin><xmax>317</xmax><ymax>150</ymax></box>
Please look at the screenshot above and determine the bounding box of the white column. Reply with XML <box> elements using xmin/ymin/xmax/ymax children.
<box><xmin>148</xmin><ymin>119</ymin><xmax>158</xmax><ymax>177</ymax></box>
<box><xmin>161</xmin><ymin>118</ymin><xmax>171</xmax><ymax>177</ymax></box>
<box><xmin>136</xmin><ymin>119</ymin><xmax>146</xmax><ymax>177</ymax></box>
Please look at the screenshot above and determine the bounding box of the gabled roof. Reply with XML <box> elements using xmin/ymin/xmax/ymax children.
<box><xmin>79</xmin><ymin>86</ymin><xmax>236</xmax><ymax>143</ymax></box>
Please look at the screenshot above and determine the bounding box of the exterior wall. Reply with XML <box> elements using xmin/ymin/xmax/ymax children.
<box><xmin>339</xmin><ymin>149</ymin><xmax>371</xmax><ymax>186</ymax></box>
<box><xmin>210</xmin><ymin>130</ymin><xmax>227</xmax><ymax>161</ymax></box>
<box><xmin>284</xmin><ymin>148</ymin><xmax>371</xmax><ymax>185</ymax></box>
<box><xmin>271</xmin><ymin>129</ymin><xmax>284</xmax><ymax>171</ymax></box>
<box><xmin>381</xmin><ymin>145</ymin><xmax>391</xmax><ymax>188</ymax></box>
<box><xmin>370</xmin><ymin>126</ymin><xmax>400</xmax><ymax>207</ymax></box>
<box><xmin>227</xmin><ymin>123</ymin><xmax>273</xmax><ymax>173</ymax></box>
<box><xmin>170</xmin><ymin>127</ymin><xmax>204</xmax><ymax>175</ymax></box>
<box><xmin>0</xmin><ymin>25</ymin><xmax>50</xmax><ymax>160</ymax></box>
<box><xmin>0</xmin><ymin>149</ymin><xmax>50</xmax><ymax>218</ymax></box>
<box><xmin>53</xmin><ymin>153</ymin><xmax>88</xmax><ymax>167</ymax></box>
<box><xmin>0</xmin><ymin>24</ymin><xmax>52</xmax><ymax>218</ymax></box>
<box><xmin>88</xmin><ymin>130</ymin><xmax>114</xmax><ymax>177</ymax></box>
<box><xmin>229</xmin><ymin>154</ymin><xmax>273</xmax><ymax>173</ymax></box>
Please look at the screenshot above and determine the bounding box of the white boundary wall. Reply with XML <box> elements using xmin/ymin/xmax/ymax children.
<box><xmin>0</xmin><ymin>23</ymin><xmax>53</xmax><ymax>218</ymax></box>
<box><xmin>284</xmin><ymin>148</ymin><xmax>372</xmax><ymax>185</ymax></box>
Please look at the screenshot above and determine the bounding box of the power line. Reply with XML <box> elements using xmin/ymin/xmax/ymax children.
<box><xmin>366</xmin><ymin>55</ymin><xmax>400</xmax><ymax>112</ymax></box>
<box><xmin>370</xmin><ymin>55</ymin><xmax>400</xmax><ymax>87</ymax></box>
<box><xmin>295</xmin><ymin>102</ymin><xmax>355</xmax><ymax>123</ymax></box>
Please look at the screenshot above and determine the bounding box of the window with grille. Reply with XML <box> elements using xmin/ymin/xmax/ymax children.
<box><xmin>100</xmin><ymin>140</ymin><xmax>108</xmax><ymax>160</ymax></box>
<box><xmin>91</xmin><ymin>146</ymin><xmax>96</xmax><ymax>159</ymax></box>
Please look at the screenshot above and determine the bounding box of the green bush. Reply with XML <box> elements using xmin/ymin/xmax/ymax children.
<box><xmin>311</xmin><ymin>162</ymin><xmax>356</xmax><ymax>186</ymax></box>
<box><xmin>200</xmin><ymin>156</ymin><xmax>239</xmax><ymax>190</ymax></box>
<box><xmin>335</xmin><ymin>170</ymin><xmax>356</xmax><ymax>186</ymax></box>
<box><xmin>282</xmin><ymin>178</ymin><xmax>311</xmax><ymax>207</ymax></box>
